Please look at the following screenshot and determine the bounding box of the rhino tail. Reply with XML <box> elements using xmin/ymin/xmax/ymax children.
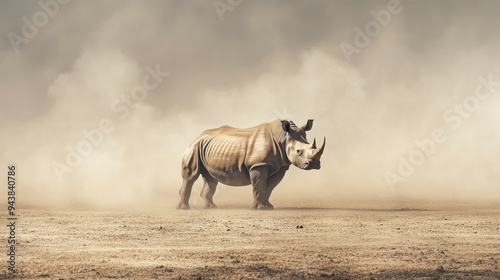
<box><xmin>181</xmin><ymin>141</ymin><xmax>202</xmax><ymax>180</ymax></box>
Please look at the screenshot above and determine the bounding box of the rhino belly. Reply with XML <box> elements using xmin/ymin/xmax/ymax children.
<box><xmin>204</xmin><ymin>165</ymin><xmax>251</xmax><ymax>186</ymax></box>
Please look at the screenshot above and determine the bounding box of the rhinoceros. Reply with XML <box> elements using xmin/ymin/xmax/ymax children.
<box><xmin>177</xmin><ymin>119</ymin><xmax>325</xmax><ymax>210</ymax></box>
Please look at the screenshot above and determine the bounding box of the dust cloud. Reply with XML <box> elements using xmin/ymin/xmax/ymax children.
<box><xmin>1</xmin><ymin>1</ymin><xmax>499</xmax><ymax>208</ymax></box>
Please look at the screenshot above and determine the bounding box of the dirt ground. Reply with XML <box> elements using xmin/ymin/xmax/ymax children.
<box><xmin>2</xmin><ymin>201</ymin><xmax>500</xmax><ymax>279</ymax></box>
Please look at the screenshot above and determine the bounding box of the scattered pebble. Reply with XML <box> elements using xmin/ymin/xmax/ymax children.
<box><xmin>155</xmin><ymin>265</ymin><xmax>174</xmax><ymax>272</ymax></box>
<box><xmin>436</xmin><ymin>266</ymin><xmax>445</xmax><ymax>273</ymax></box>
<box><xmin>227</xmin><ymin>229</ymin><xmax>230</xmax><ymax>231</ymax></box>
<box><xmin>296</xmin><ymin>225</ymin><xmax>304</xmax><ymax>229</ymax></box>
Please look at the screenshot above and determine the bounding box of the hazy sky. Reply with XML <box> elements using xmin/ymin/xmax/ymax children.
<box><xmin>1</xmin><ymin>0</ymin><xmax>499</xmax><ymax>208</ymax></box>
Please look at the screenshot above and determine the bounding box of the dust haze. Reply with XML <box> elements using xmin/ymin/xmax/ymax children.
<box><xmin>1</xmin><ymin>0</ymin><xmax>500</xmax><ymax>209</ymax></box>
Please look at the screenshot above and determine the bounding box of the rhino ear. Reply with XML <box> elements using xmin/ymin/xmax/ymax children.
<box><xmin>302</xmin><ymin>119</ymin><xmax>314</xmax><ymax>131</ymax></box>
<box><xmin>281</xmin><ymin>120</ymin><xmax>291</xmax><ymax>133</ymax></box>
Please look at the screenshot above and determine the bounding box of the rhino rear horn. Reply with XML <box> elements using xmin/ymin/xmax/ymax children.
<box><xmin>311</xmin><ymin>138</ymin><xmax>317</xmax><ymax>149</ymax></box>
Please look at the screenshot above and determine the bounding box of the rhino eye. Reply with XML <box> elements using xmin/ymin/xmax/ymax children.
<box><xmin>296</xmin><ymin>149</ymin><xmax>302</xmax><ymax>155</ymax></box>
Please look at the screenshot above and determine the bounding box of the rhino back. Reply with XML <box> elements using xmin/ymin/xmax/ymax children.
<box><xmin>194</xmin><ymin>122</ymin><xmax>288</xmax><ymax>185</ymax></box>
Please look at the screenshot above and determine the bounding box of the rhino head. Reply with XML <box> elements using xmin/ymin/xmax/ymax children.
<box><xmin>281</xmin><ymin>119</ymin><xmax>325</xmax><ymax>170</ymax></box>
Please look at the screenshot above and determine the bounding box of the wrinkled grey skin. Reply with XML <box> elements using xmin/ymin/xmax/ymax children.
<box><xmin>177</xmin><ymin>119</ymin><xmax>325</xmax><ymax>210</ymax></box>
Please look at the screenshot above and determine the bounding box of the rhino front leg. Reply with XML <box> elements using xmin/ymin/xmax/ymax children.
<box><xmin>200</xmin><ymin>174</ymin><xmax>218</xmax><ymax>209</ymax></box>
<box><xmin>264</xmin><ymin>168</ymin><xmax>287</xmax><ymax>209</ymax></box>
<box><xmin>249</xmin><ymin>166</ymin><xmax>272</xmax><ymax>210</ymax></box>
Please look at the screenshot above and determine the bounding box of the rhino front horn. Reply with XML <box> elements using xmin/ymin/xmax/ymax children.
<box><xmin>317</xmin><ymin>137</ymin><xmax>326</xmax><ymax>156</ymax></box>
<box><xmin>311</xmin><ymin>138</ymin><xmax>317</xmax><ymax>149</ymax></box>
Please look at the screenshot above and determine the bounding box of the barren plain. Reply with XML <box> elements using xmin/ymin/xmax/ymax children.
<box><xmin>2</xmin><ymin>201</ymin><xmax>500</xmax><ymax>279</ymax></box>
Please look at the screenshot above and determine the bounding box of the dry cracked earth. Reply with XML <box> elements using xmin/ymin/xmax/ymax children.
<box><xmin>2</xmin><ymin>201</ymin><xmax>500</xmax><ymax>279</ymax></box>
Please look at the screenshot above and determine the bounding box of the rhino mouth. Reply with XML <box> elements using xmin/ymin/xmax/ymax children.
<box><xmin>303</xmin><ymin>160</ymin><xmax>321</xmax><ymax>170</ymax></box>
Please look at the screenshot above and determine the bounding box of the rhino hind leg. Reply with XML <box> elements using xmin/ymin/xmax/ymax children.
<box><xmin>201</xmin><ymin>174</ymin><xmax>218</xmax><ymax>209</ymax></box>
<box><xmin>178</xmin><ymin>143</ymin><xmax>202</xmax><ymax>210</ymax></box>
<box><xmin>177</xmin><ymin>176</ymin><xmax>199</xmax><ymax>210</ymax></box>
